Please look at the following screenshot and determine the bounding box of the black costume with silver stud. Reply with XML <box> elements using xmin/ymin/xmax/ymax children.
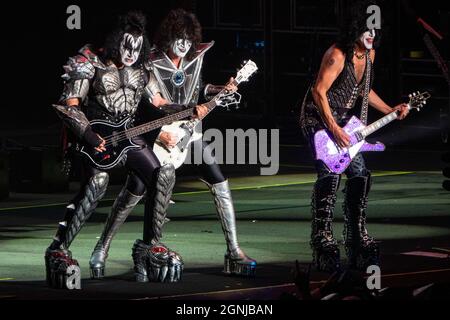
<box><xmin>300</xmin><ymin>51</ymin><xmax>379</xmax><ymax>272</ymax></box>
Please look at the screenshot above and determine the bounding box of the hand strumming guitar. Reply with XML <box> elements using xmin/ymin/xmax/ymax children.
<box><xmin>159</xmin><ymin>132</ymin><xmax>178</xmax><ymax>148</ymax></box>
<box><xmin>330</xmin><ymin>123</ymin><xmax>351</xmax><ymax>148</ymax></box>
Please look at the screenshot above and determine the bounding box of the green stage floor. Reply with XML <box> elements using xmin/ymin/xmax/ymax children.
<box><xmin>0</xmin><ymin>171</ymin><xmax>449</xmax><ymax>298</ymax></box>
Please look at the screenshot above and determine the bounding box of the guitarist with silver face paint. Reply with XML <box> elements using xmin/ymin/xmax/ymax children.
<box><xmin>300</xmin><ymin>2</ymin><xmax>410</xmax><ymax>273</ymax></box>
<box><xmin>130</xmin><ymin>9</ymin><xmax>256</xmax><ymax>277</ymax></box>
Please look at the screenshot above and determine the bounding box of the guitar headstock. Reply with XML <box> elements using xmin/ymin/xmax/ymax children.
<box><xmin>408</xmin><ymin>91</ymin><xmax>431</xmax><ymax>111</ymax></box>
<box><xmin>215</xmin><ymin>92</ymin><xmax>242</xmax><ymax>110</ymax></box>
<box><xmin>234</xmin><ymin>60</ymin><xmax>258</xmax><ymax>85</ymax></box>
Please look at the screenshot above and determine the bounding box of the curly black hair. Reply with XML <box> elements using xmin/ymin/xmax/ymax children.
<box><xmin>101</xmin><ymin>10</ymin><xmax>151</xmax><ymax>67</ymax></box>
<box><xmin>153</xmin><ymin>8</ymin><xmax>202</xmax><ymax>61</ymax></box>
<box><xmin>337</xmin><ymin>0</ymin><xmax>382</xmax><ymax>59</ymax></box>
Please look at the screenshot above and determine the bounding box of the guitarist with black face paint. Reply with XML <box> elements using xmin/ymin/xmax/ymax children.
<box><xmin>91</xmin><ymin>9</ymin><xmax>257</xmax><ymax>278</ymax></box>
<box><xmin>46</xmin><ymin>11</ymin><xmax>185</xmax><ymax>288</ymax></box>
<box><xmin>299</xmin><ymin>1</ymin><xmax>411</xmax><ymax>273</ymax></box>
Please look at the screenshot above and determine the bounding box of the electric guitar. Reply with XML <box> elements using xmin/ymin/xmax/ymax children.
<box><xmin>53</xmin><ymin>62</ymin><xmax>258</xmax><ymax>171</ymax></box>
<box><xmin>314</xmin><ymin>91</ymin><xmax>431</xmax><ymax>174</ymax></box>
<box><xmin>153</xmin><ymin>60</ymin><xmax>259</xmax><ymax>169</ymax></box>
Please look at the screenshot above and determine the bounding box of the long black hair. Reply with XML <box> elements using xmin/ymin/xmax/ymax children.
<box><xmin>337</xmin><ymin>0</ymin><xmax>382</xmax><ymax>59</ymax></box>
<box><xmin>153</xmin><ymin>8</ymin><xmax>202</xmax><ymax>61</ymax></box>
<box><xmin>101</xmin><ymin>10</ymin><xmax>151</xmax><ymax>66</ymax></box>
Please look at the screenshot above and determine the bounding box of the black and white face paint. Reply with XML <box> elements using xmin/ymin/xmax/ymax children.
<box><xmin>171</xmin><ymin>38</ymin><xmax>192</xmax><ymax>58</ymax></box>
<box><xmin>359</xmin><ymin>29</ymin><xmax>376</xmax><ymax>50</ymax></box>
<box><xmin>120</xmin><ymin>33</ymin><xmax>143</xmax><ymax>67</ymax></box>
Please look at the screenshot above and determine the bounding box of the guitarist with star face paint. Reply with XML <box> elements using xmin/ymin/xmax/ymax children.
<box><xmin>93</xmin><ymin>8</ymin><xmax>257</xmax><ymax>277</ymax></box>
<box><xmin>300</xmin><ymin>1</ymin><xmax>410</xmax><ymax>273</ymax></box>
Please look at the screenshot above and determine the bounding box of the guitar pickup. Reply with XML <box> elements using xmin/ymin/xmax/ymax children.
<box><xmin>355</xmin><ymin>132</ymin><xmax>364</xmax><ymax>142</ymax></box>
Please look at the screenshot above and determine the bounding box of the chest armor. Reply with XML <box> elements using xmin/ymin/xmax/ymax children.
<box><xmin>92</xmin><ymin>65</ymin><xmax>145</xmax><ymax>116</ymax></box>
<box><xmin>150</xmin><ymin>42</ymin><xmax>214</xmax><ymax>107</ymax></box>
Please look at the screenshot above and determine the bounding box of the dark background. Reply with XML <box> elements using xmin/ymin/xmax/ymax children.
<box><xmin>0</xmin><ymin>0</ymin><xmax>449</xmax><ymax>192</ymax></box>
<box><xmin>2</xmin><ymin>0</ymin><xmax>449</xmax><ymax>129</ymax></box>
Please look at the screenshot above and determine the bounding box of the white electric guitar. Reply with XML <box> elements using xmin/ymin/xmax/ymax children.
<box><xmin>153</xmin><ymin>60</ymin><xmax>258</xmax><ymax>169</ymax></box>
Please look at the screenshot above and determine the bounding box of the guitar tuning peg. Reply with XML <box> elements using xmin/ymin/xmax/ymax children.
<box><xmin>413</xmin><ymin>92</ymin><xmax>417</xmax><ymax>96</ymax></box>
<box><xmin>423</xmin><ymin>101</ymin><xmax>427</xmax><ymax>104</ymax></box>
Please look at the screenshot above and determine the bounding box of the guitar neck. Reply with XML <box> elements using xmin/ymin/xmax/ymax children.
<box><xmin>127</xmin><ymin>108</ymin><xmax>196</xmax><ymax>139</ymax></box>
<box><xmin>195</xmin><ymin>78</ymin><xmax>241</xmax><ymax>121</ymax></box>
<box><xmin>127</xmin><ymin>78</ymin><xmax>244</xmax><ymax>139</ymax></box>
<box><xmin>126</xmin><ymin>89</ymin><xmax>225</xmax><ymax>139</ymax></box>
<box><xmin>360</xmin><ymin>106</ymin><xmax>408</xmax><ymax>138</ymax></box>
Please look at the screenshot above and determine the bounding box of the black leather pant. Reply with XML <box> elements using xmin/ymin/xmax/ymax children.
<box><xmin>84</xmin><ymin>137</ymin><xmax>161</xmax><ymax>197</ymax></box>
<box><xmin>189</xmin><ymin>140</ymin><xmax>226</xmax><ymax>185</ymax></box>
<box><xmin>126</xmin><ymin>140</ymin><xmax>226</xmax><ymax>192</ymax></box>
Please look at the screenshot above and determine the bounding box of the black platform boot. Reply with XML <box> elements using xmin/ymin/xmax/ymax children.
<box><xmin>310</xmin><ymin>175</ymin><xmax>342</xmax><ymax>273</ymax></box>
<box><xmin>343</xmin><ymin>174</ymin><xmax>379</xmax><ymax>271</ymax></box>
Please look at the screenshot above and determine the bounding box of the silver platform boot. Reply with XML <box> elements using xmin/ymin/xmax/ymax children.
<box><xmin>207</xmin><ymin>180</ymin><xmax>256</xmax><ymax>277</ymax></box>
<box><xmin>89</xmin><ymin>187</ymin><xmax>143</xmax><ymax>279</ymax></box>
<box><xmin>132</xmin><ymin>164</ymin><xmax>183</xmax><ymax>283</ymax></box>
<box><xmin>46</xmin><ymin>172</ymin><xmax>109</xmax><ymax>288</ymax></box>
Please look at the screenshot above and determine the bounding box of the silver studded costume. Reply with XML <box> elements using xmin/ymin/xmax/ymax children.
<box><xmin>89</xmin><ymin>183</ymin><xmax>143</xmax><ymax>279</ymax></box>
<box><xmin>137</xmin><ymin>43</ymin><xmax>256</xmax><ymax>276</ymax></box>
<box><xmin>148</xmin><ymin>42</ymin><xmax>214</xmax><ymax>106</ymax></box>
<box><xmin>47</xmin><ymin>44</ymin><xmax>180</xmax><ymax>287</ymax></box>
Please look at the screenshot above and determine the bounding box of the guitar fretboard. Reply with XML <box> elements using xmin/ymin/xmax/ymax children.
<box><xmin>125</xmin><ymin>86</ymin><xmax>231</xmax><ymax>139</ymax></box>
<box><xmin>168</xmin><ymin>79</ymin><xmax>245</xmax><ymax>132</ymax></box>
<box><xmin>360</xmin><ymin>111</ymin><xmax>399</xmax><ymax>138</ymax></box>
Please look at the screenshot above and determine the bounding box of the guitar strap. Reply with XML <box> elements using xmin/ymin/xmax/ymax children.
<box><xmin>360</xmin><ymin>51</ymin><xmax>372</xmax><ymax>125</ymax></box>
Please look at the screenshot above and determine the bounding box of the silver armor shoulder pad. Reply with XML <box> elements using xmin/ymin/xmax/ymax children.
<box><xmin>61</xmin><ymin>55</ymin><xmax>96</xmax><ymax>82</ymax></box>
<box><xmin>61</xmin><ymin>45</ymin><xmax>107</xmax><ymax>81</ymax></box>
<box><xmin>78</xmin><ymin>45</ymin><xmax>106</xmax><ymax>70</ymax></box>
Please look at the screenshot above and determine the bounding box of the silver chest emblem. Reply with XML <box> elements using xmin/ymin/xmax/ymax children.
<box><xmin>171</xmin><ymin>70</ymin><xmax>186</xmax><ymax>87</ymax></box>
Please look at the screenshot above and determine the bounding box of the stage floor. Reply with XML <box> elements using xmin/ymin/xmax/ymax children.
<box><xmin>0</xmin><ymin>171</ymin><xmax>449</xmax><ymax>299</ymax></box>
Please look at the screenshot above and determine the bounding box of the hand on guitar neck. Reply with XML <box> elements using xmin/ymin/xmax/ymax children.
<box><xmin>329</xmin><ymin>102</ymin><xmax>410</xmax><ymax>149</ymax></box>
<box><xmin>193</xmin><ymin>77</ymin><xmax>237</xmax><ymax>120</ymax></box>
<box><xmin>392</xmin><ymin>103</ymin><xmax>410</xmax><ymax>120</ymax></box>
<box><xmin>224</xmin><ymin>77</ymin><xmax>238</xmax><ymax>94</ymax></box>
